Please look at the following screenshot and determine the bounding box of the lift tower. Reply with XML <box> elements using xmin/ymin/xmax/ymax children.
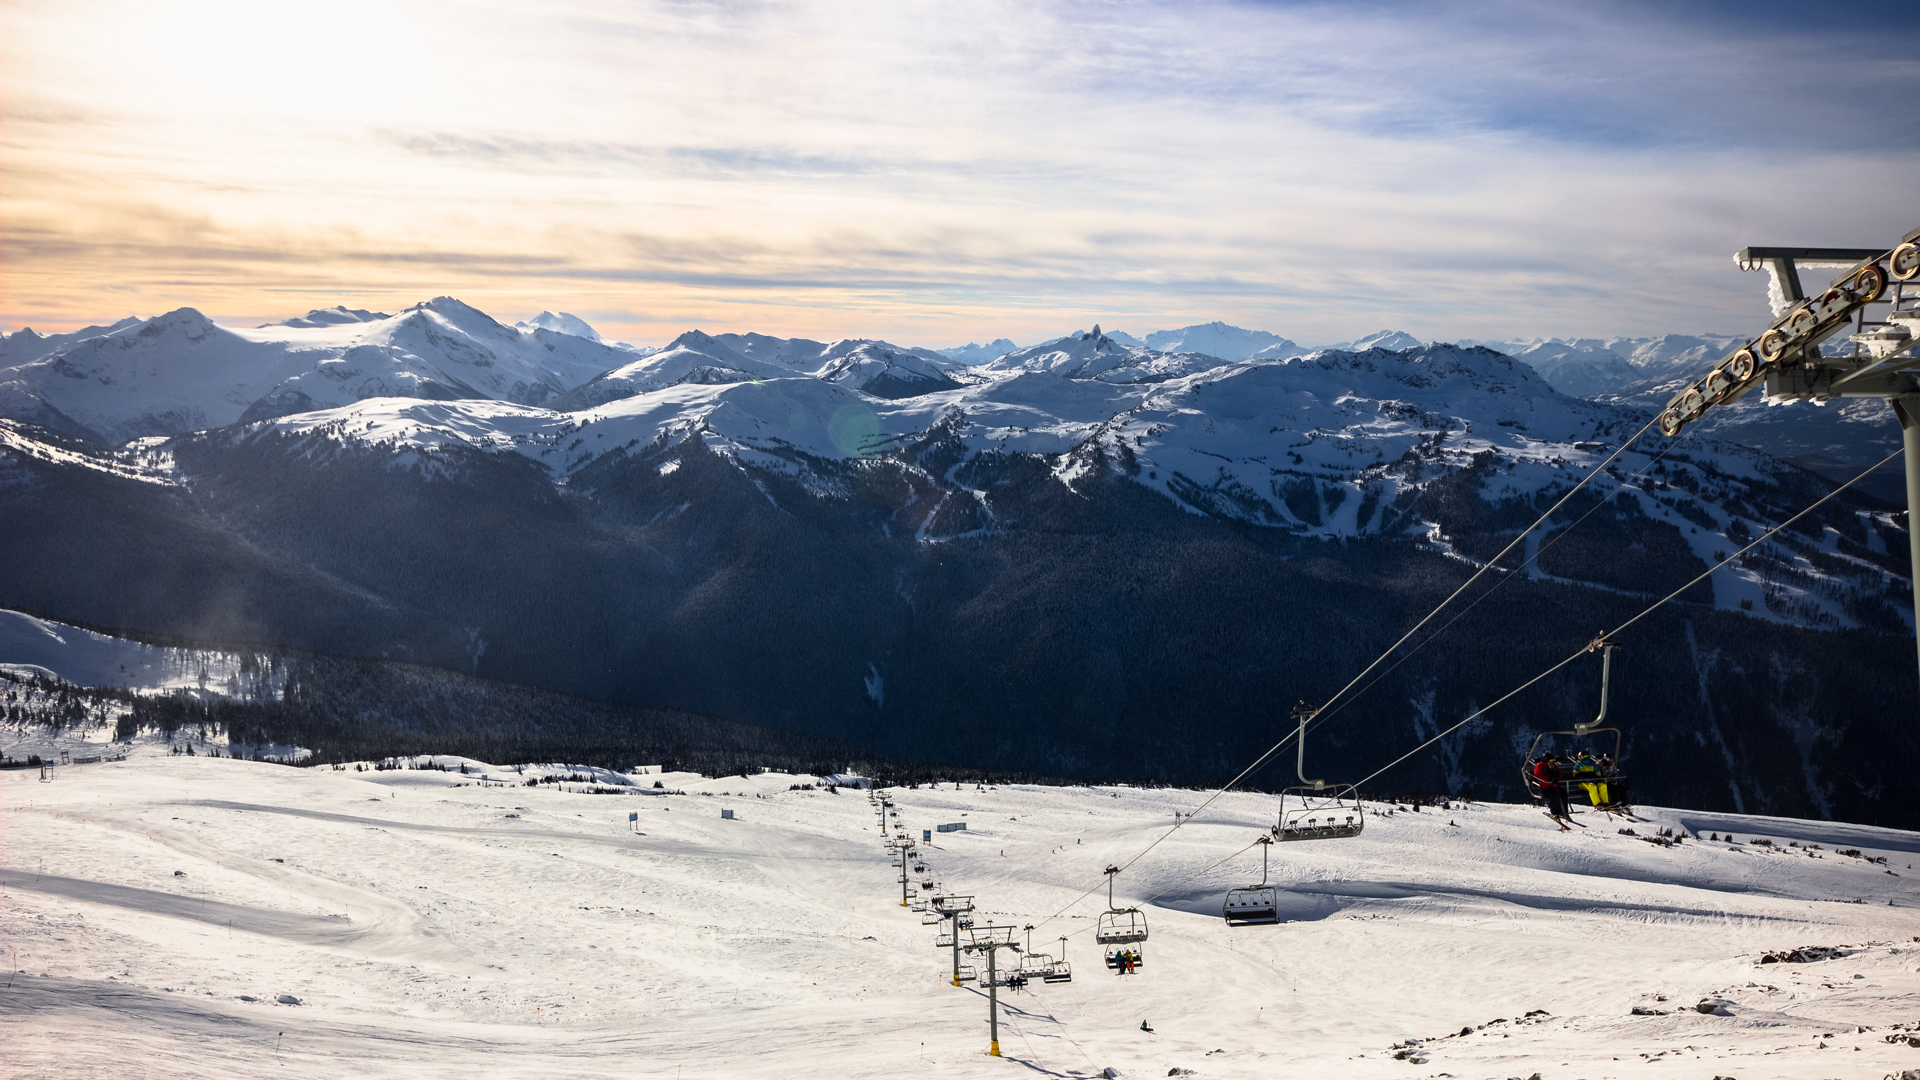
<box><xmin>1656</xmin><ymin>227</ymin><xmax>1920</xmax><ymax>677</ymax></box>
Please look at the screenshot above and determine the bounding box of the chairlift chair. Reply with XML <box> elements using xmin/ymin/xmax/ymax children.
<box><xmin>1044</xmin><ymin>933</ymin><xmax>1076</xmax><ymax>983</ymax></box>
<box><xmin>1094</xmin><ymin>865</ymin><xmax>1149</xmax><ymax>970</ymax></box>
<box><xmin>1016</xmin><ymin>925</ymin><xmax>1051</xmax><ymax>979</ymax></box>
<box><xmin>1222</xmin><ymin>835</ymin><xmax>1280</xmax><ymax>925</ymax></box>
<box><xmin>1274</xmin><ymin>702</ymin><xmax>1365</xmax><ymax>842</ymax></box>
<box><xmin>1522</xmin><ymin>635</ymin><xmax>1631</xmax><ymax>810</ymax></box>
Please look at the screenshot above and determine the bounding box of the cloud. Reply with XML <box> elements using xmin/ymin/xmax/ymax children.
<box><xmin>2</xmin><ymin>0</ymin><xmax>1915</xmax><ymax>345</ymax></box>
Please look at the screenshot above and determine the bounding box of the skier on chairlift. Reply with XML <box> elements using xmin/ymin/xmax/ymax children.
<box><xmin>1571</xmin><ymin>751</ymin><xmax>1608</xmax><ymax>807</ymax></box>
<box><xmin>1598</xmin><ymin>754</ymin><xmax>1628</xmax><ymax>808</ymax></box>
<box><xmin>1533</xmin><ymin>754</ymin><xmax>1571</xmax><ymax>829</ymax></box>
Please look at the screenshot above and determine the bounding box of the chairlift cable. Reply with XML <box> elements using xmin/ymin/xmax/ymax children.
<box><xmin>1050</xmin><ymin>836</ymin><xmax>1266</xmax><ymax>942</ymax></box>
<box><xmin>1039</xmin><ymin>422</ymin><xmax>1660</xmax><ymax>929</ymax></box>
<box><xmin>1302</xmin><ymin>416</ymin><xmax>1662</xmax><ymax>725</ymax></box>
<box><xmin>1034</xmin><ymin>730</ymin><xmax>1305</xmax><ymax>926</ymax></box>
<box><xmin>1344</xmin><ymin>445</ymin><xmax>1904</xmax><ymax>793</ymax></box>
<box><xmin>1296</xmin><ymin>438</ymin><xmax>1686</xmax><ymax>742</ymax></box>
<box><xmin>1024</xmin><ymin>420</ymin><xmax>1796</xmax><ymax>940</ymax></box>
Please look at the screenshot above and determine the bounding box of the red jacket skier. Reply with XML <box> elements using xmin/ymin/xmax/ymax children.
<box><xmin>1531</xmin><ymin>755</ymin><xmax>1559</xmax><ymax>795</ymax></box>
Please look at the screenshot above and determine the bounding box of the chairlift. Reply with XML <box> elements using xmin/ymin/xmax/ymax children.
<box><xmin>1017</xmin><ymin>925</ymin><xmax>1050</xmax><ymax>978</ymax></box>
<box><xmin>1274</xmin><ymin>702</ymin><xmax>1365</xmax><ymax>842</ymax></box>
<box><xmin>1017</xmin><ymin>926</ymin><xmax>1073</xmax><ymax>984</ymax></box>
<box><xmin>1523</xmin><ymin>635</ymin><xmax>1631</xmax><ymax>810</ymax></box>
<box><xmin>1094</xmin><ymin>865</ymin><xmax>1148</xmax><ymax>971</ymax></box>
<box><xmin>993</xmin><ymin>970</ymin><xmax>1029</xmax><ymax>991</ymax></box>
<box><xmin>1044</xmin><ymin>934</ymin><xmax>1074</xmax><ymax>983</ymax></box>
<box><xmin>1222</xmin><ymin>835</ymin><xmax>1280</xmax><ymax>925</ymax></box>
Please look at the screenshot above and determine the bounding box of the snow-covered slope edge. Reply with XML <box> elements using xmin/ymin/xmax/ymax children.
<box><xmin>1</xmin><ymin>756</ymin><xmax>1915</xmax><ymax>1079</ymax></box>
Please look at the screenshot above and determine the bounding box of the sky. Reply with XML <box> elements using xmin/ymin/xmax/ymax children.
<box><xmin>2</xmin><ymin>0</ymin><xmax>1916</xmax><ymax>348</ymax></box>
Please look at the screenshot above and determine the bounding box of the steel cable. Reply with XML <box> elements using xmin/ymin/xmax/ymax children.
<box><xmin>1035</xmin><ymin>416</ymin><xmax>1661</xmax><ymax>925</ymax></box>
<box><xmin>1346</xmin><ymin>444</ymin><xmax>1904</xmax><ymax>793</ymax></box>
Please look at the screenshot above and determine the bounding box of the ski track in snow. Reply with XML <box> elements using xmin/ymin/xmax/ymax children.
<box><xmin>3</xmin><ymin>754</ymin><xmax>1917</xmax><ymax>1078</ymax></box>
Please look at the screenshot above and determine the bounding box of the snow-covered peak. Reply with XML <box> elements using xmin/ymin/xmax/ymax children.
<box><xmin>1503</xmin><ymin>340</ymin><xmax>1638</xmax><ymax>397</ymax></box>
<box><xmin>133</xmin><ymin>307</ymin><xmax>221</xmax><ymax>342</ymax></box>
<box><xmin>1</xmin><ymin>316</ymin><xmax>146</xmax><ymax>371</ymax></box>
<box><xmin>514</xmin><ymin>310</ymin><xmax>603</xmax><ymax>343</ymax></box>
<box><xmin>266</xmin><ymin>306</ymin><xmax>392</xmax><ymax>329</ymax></box>
<box><xmin>546</xmin><ymin>330</ymin><xmax>791</xmax><ymax>410</ymax></box>
<box><xmin>1144</xmin><ymin>321</ymin><xmax>1300</xmax><ymax>361</ymax></box>
<box><xmin>395</xmin><ymin>297</ymin><xmax>520</xmax><ymax>343</ymax></box>
<box><xmin>1326</xmin><ymin>329</ymin><xmax>1424</xmax><ymax>352</ymax></box>
<box><xmin>982</xmin><ymin>330</ymin><xmax>1218</xmax><ymax>383</ymax></box>
<box><xmin>936</xmin><ymin>338</ymin><xmax>1018</xmax><ymax>365</ymax></box>
<box><xmin>811</xmin><ymin>340</ymin><xmax>974</xmax><ymax>399</ymax></box>
<box><xmin>0</xmin><ymin>300</ymin><xmax>636</xmax><ymax>444</ymax></box>
<box><xmin>709</xmin><ymin>331</ymin><xmax>829</xmax><ymax>369</ymax></box>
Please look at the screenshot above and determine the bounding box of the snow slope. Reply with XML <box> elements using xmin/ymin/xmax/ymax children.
<box><xmin>3</xmin><ymin>753</ymin><xmax>1915</xmax><ymax>1079</ymax></box>
<box><xmin>0</xmin><ymin>609</ymin><xmax>246</xmax><ymax>692</ymax></box>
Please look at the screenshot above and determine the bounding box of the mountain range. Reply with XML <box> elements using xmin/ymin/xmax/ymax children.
<box><xmin>2</xmin><ymin>301</ymin><xmax>1914</xmax><ymax>827</ymax></box>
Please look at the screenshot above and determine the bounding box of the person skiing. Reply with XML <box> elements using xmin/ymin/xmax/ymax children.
<box><xmin>1533</xmin><ymin>754</ymin><xmax>1571</xmax><ymax>828</ymax></box>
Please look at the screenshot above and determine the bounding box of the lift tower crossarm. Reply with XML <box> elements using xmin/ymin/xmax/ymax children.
<box><xmin>1735</xmin><ymin>246</ymin><xmax>1889</xmax><ymax>303</ymax></box>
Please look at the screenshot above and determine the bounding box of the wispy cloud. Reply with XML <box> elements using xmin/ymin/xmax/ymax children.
<box><xmin>3</xmin><ymin>0</ymin><xmax>1915</xmax><ymax>345</ymax></box>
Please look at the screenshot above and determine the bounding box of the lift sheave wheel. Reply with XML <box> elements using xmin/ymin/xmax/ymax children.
<box><xmin>1852</xmin><ymin>263</ymin><xmax>1886</xmax><ymax>302</ymax></box>
<box><xmin>1893</xmin><ymin>241</ymin><xmax>1920</xmax><ymax>281</ymax></box>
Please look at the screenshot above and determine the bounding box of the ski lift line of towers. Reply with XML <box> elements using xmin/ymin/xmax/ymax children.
<box><xmin>872</xmin><ymin>787</ymin><xmax>1075</xmax><ymax>1059</ymax></box>
<box><xmin>1660</xmin><ymin>226</ymin><xmax>1920</xmax><ymax>676</ymax></box>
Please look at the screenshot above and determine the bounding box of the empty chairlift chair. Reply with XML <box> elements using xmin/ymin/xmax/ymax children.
<box><xmin>1274</xmin><ymin>702</ymin><xmax>1365</xmax><ymax>842</ymax></box>
<box><xmin>1017</xmin><ymin>927</ymin><xmax>1073</xmax><ymax>984</ymax></box>
<box><xmin>1043</xmin><ymin>934</ymin><xmax>1074</xmax><ymax>984</ymax></box>
<box><xmin>1222</xmin><ymin>835</ymin><xmax>1280</xmax><ymax>925</ymax></box>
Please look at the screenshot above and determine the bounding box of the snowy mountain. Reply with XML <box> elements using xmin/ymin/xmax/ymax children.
<box><xmin>0</xmin><ymin>316</ymin><xmax>146</xmax><ymax>369</ymax></box>
<box><xmin>2</xmin><ymin>301</ymin><xmax>1912</xmax><ymax>818</ymax></box>
<box><xmin>1475</xmin><ymin>334</ymin><xmax>1746</xmax><ymax>397</ymax></box>
<box><xmin>263</xmin><ymin>306</ymin><xmax>391</xmax><ymax>329</ymax></box>
<box><xmin>936</xmin><ymin>338</ymin><xmax>1019</xmax><ymax>364</ymax></box>
<box><xmin>1466</xmin><ymin>332</ymin><xmax>1903</xmax><ymax>499</ymax></box>
<box><xmin>0</xmin><ymin>299</ymin><xmax>638</xmax><ymax>444</ymax></box>
<box><xmin>1144</xmin><ymin>320</ymin><xmax>1304</xmax><ymax>361</ymax></box>
<box><xmin>1499</xmin><ymin>340</ymin><xmax>1640</xmax><ymax>397</ymax></box>
<box><xmin>980</xmin><ymin>327</ymin><xmax>1222</xmax><ymax>383</ymax></box>
<box><xmin>1324</xmin><ymin>329</ymin><xmax>1425</xmax><ymax>353</ymax></box>
<box><xmin>513</xmin><ymin>310</ymin><xmax>602</xmax><ymax>342</ymax></box>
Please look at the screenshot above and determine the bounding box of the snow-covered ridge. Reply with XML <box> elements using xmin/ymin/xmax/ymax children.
<box><xmin>0</xmin><ymin>300</ymin><xmax>639</xmax><ymax>445</ymax></box>
<box><xmin>5</xmin><ymin>302</ymin><xmax>1903</xmax><ymax>633</ymax></box>
<box><xmin>218</xmin><ymin>338</ymin><xmax>1906</xmax><ymax>632</ymax></box>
